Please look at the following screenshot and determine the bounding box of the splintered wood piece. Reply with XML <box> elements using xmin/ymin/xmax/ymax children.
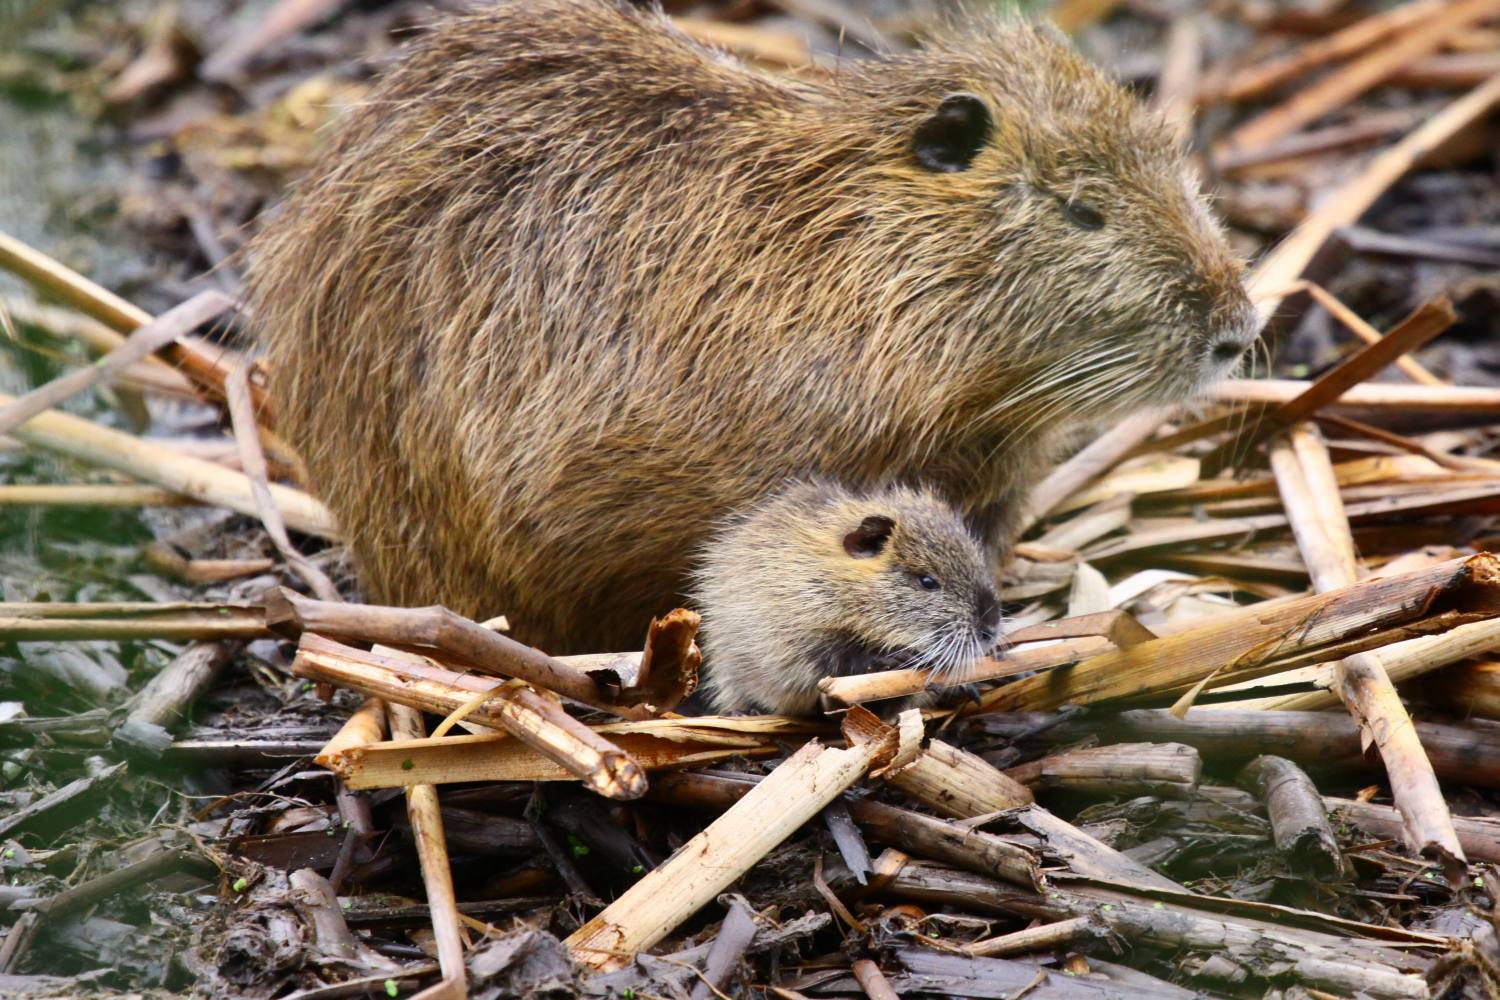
<box><xmin>1238</xmin><ymin>755</ymin><xmax>1345</xmax><ymax>877</ymax></box>
<box><xmin>1217</xmin><ymin>0</ymin><xmax>1498</xmax><ymax>156</ymax></box>
<box><xmin>0</xmin><ymin>392</ymin><xmax>334</xmax><ymax>538</ymax></box>
<box><xmin>386</xmin><ymin>701</ymin><xmax>466</xmax><ymax>994</ymax></box>
<box><xmin>1247</xmin><ymin>72</ymin><xmax>1500</xmax><ymax>323</ymax></box>
<box><xmin>316</xmin><ymin>696</ymin><xmax>388</xmax><ymax>766</ymax></box>
<box><xmin>1268</xmin><ymin>423</ymin><xmax>1466</xmax><ymax>871</ymax></box>
<box><xmin>973</xmin><ymin>553</ymin><xmax>1500</xmax><ymax>713</ymax></box>
<box><xmin>293</xmin><ymin>634</ymin><xmax>649</xmax><ymax>800</ymax></box>
<box><xmin>1214</xmin><ymin>378</ymin><xmax>1500</xmax><ymax>419</ymax></box>
<box><xmin>266</xmin><ymin>588</ymin><xmax>688</xmax><ymax>719</ymax></box>
<box><xmin>565</xmin><ymin>708</ymin><xmax>897</xmax><ymax>971</ymax></box>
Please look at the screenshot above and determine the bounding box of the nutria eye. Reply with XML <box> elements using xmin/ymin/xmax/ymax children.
<box><xmin>915</xmin><ymin>573</ymin><xmax>941</xmax><ymax>591</ymax></box>
<box><xmin>1063</xmin><ymin>201</ymin><xmax>1105</xmax><ymax>230</ymax></box>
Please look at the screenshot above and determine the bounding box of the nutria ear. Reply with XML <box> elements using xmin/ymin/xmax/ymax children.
<box><xmin>844</xmin><ymin>514</ymin><xmax>895</xmax><ymax>558</ymax></box>
<box><xmin>912</xmin><ymin>92</ymin><xmax>992</xmax><ymax>173</ymax></box>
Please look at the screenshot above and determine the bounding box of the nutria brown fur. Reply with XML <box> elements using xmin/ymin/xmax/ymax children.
<box><xmin>695</xmin><ymin>481</ymin><xmax>1001</xmax><ymax>716</ymax></box>
<box><xmin>248</xmin><ymin>0</ymin><xmax>1256</xmax><ymax>654</ymax></box>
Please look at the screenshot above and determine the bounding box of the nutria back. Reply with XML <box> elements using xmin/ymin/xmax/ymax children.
<box><xmin>248</xmin><ymin>0</ymin><xmax>1256</xmax><ymax>653</ymax></box>
<box><xmin>695</xmin><ymin>481</ymin><xmax>1001</xmax><ymax>716</ymax></box>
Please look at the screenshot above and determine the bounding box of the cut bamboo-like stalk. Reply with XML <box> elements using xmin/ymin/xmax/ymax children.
<box><xmin>974</xmin><ymin>553</ymin><xmax>1500</xmax><ymax>713</ymax></box>
<box><xmin>317</xmin><ymin>697</ymin><xmax>388</xmax><ymax>766</ymax></box>
<box><xmin>293</xmin><ymin>634</ymin><xmax>649</xmax><ymax>800</ymax></box>
<box><xmin>965</xmin><ymin>916</ymin><xmax>1096</xmax><ymax>958</ymax></box>
<box><xmin>0</xmin><ymin>391</ymin><xmax>335</xmax><ymax>538</ymax></box>
<box><xmin>1269</xmin><ymin>422</ymin><xmax>1465</xmax><ymax>869</ymax></box>
<box><xmin>878</xmin><ymin>737</ymin><xmax>1034</xmax><ymax>815</ymax></box>
<box><xmin>566</xmin><ymin>708</ymin><xmax>897</xmax><ymax>971</ymax></box>
<box><xmin>0</xmin><ymin>484</ymin><xmax>196</xmax><ymax>507</ymax></box>
<box><xmin>386</xmin><ymin>701</ymin><xmax>466</xmax><ymax>994</ymax></box>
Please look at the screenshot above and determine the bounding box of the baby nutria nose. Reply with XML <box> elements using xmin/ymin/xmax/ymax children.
<box><xmin>976</xmin><ymin>590</ymin><xmax>1003</xmax><ymax>646</ymax></box>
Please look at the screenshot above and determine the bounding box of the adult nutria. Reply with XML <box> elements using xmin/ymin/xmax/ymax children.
<box><xmin>248</xmin><ymin>0</ymin><xmax>1257</xmax><ymax>654</ymax></box>
<box><xmin>695</xmin><ymin>481</ymin><xmax>1001</xmax><ymax>717</ymax></box>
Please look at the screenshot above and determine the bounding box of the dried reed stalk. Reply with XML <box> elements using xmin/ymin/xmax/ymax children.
<box><xmin>0</xmin><ymin>602</ymin><xmax>268</xmax><ymax>641</ymax></box>
<box><xmin>0</xmin><ymin>391</ymin><xmax>335</xmax><ymax>538</ymax></box>
<box><xmin>566</xmin><ymin>708</ymin><xmax>898</xmax><ymax>971</ymax></box>
<box><xmin>1268</xmin><ymin>422</ymin><xmax>1465</xmax><ymax>868</ymax></box>
<box><xmin>293</xmin><ymin>634</ymin><xmax>649</xmax><ymax>800</ymax></box>
<box><xmin>385</xmin><ymin>701</ymin><xmax>466</xmax><ymax>994</ymax></box>
<box><xmin>1247</xmin><ymin>72</ymin><xmax>1500</xmax><ymax>321</ymax></box>
<box><xmin>265</xmin><ymin>589</ymin><xmax>691</xmax><ymax>719</ymax></box>
<box><xmin>974</xmin><ymin>553</ymin><xmax>1500</xmax><ymax>713</ymax></box>
<box><xmin>1218</xmin><ymin>0</ymin><xmax>1498</xmax><ymax>155</ymax></box>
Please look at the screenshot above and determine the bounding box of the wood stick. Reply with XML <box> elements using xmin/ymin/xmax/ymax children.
<box><xmin>566</xmin><ymin>708</ymin><xmax>898</xmax><ymax>971</ymax></box>
<box><xmin>964</xmin><ymin>915</ymin><xmax>1096</xmax><ymax>958</ymax></box>
<box><xmin>1268</xmin><ymin>423</ymin><xmax>1465</xmax><ymax>869</ymax></box>
<box><xmin>1216</xmin><ymin>109</ymin><xmax>1427</xmax><ymax>173</ymax></box>
<box><xmin>1246</xmin><ymin>72</ymin><xmax>1500</xmax><ymax>323</ymax></box>
<box><xmin>1214</xmin><ymin>377</ymin><xmax>1500</xmax><ymax>415</ymax></box>
<box><xmin>1281</xmin><ymin>281</ymin><xmax>1444</xmax><ymax>386</ymax></box>
<box><xmin>386</xmin><ymin>701</ymin><xmax>466</xmax><ymax>994</ymax></box>
<box><xmin>293</xmin><ymin>634</ymin><xmax>649</xmax><ymax>800</ymax></box>
<box><xmin>973</xmin><ymin>553</ymin><xmax>1500</xmax><ymax>712</ymax></box>
<box><xmin>1005</xmin><ymin>742</ymin><xmax>1201</xmax><ymax>798</ymax></box>
<box><xmin>851</xmin><ymin>959</ymin><xmax>901</xmax><ymax>1000</ymax></box>
<box><xmin>265</xmin><ymin>588</ymin><xmax>673</xmax><ymax>719</ymax></box>
<box><xmin>113</xmin><ymin>641</ymin><xmax>242</xmax><ymax>756</ymax></box>
<box><xmin>1217</xmin><ymin>0</ymin><xmax>1500</xmax><ymax>156</ymax></box>
<box><xmin>0</xmin><ymin>391</ymin><xmax>335</xmax><ymax>538</ymax></box>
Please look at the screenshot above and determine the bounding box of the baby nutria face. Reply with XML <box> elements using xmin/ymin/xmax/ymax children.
<box><xmin>817</xmin><ymin>495</ymin><xmax>1003</xmax><ymax>684</ymax></box>
<box><xmin>889</xmin><ymin>24</ymin><xmax>1258</xmax><ymax>414</ymax></box>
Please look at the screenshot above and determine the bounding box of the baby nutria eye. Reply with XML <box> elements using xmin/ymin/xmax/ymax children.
<box><xmin>1063</xmin><ymin>200</ymin><xmax>1105</xmax><ymax>230</ymax></box>
<box><xmin>914</xmin><ymin>573</ymin><xmax>942</xmax><ymax>592</ymax></box>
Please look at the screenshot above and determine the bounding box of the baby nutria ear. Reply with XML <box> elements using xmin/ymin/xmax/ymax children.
<box><xmin>843</xmin><ymin>514</ymin><xmax>896</xmax><ymax>558</ymax></box>
<box><xmin>912</xmin><ymin>92</ymin><xmax>992</xmax><ymax>173</ymax></box>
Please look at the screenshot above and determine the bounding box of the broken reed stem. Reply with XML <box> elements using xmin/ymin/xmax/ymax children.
<box><xmin>1238</xmin><ymin>755</ymin><xmax>1345</xmax><ymax>877</ymax></box>
<box><xmin>566</xmin><ymin>709</ymin><xmax>898</xmax><ymax>971</ymax></box>
<box><xmin>385</xmin><ymin>701</ymin><xmax>466</xmax><ymax>993</ymax></box>
<box><xmin>965</xmin><ymin>916</ymin><xmax>1096</xmax><ymax>958</ymax></box>
<box><xmin>1247</xmin><ymin>72</ymin><xmax>1500</xmax><ymax>323</ymax></box>
<box><xmin>1281</xmin><ymin>281</ymin><xmax>1443</xmax><ymax>386</ymax></box>
<box><xmin>974</xmin><ymin>553</ymin><xmax>1500</xmax><ymax>713</ymax></box>
<box><xmin>0</xmin><ymin>391</ymin><xmax>335</xmax><ymax>538</ymax></box>
<box><xmin>1214</xmin><ymin>377</ymin><xmax>1500</xmax><ymax>418</ymax></box>
<box><xmin>1270</xmin><ymin>422</ymin><xmax>1466</xmax><ymax>868</ymax></box>
<box><xmin>265</xmin><ymin>589</ymin><xmax>663</xmax><ymax>719</ymax></box>
<box><xmin>293</xmin><ymin>634</ymin><xmax>649</xmax><ymax>800</ymax></box>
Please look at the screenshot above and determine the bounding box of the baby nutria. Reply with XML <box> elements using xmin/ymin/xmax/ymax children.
<box><xmin>248</xmin><ymin>0</ymin><xmax>1257</xmax><ymax>654</ymax></box>
<box><xmin>695</xmin><ymin>481</ymin><xmax>1002</xmax><ymax>717</ymax></box>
